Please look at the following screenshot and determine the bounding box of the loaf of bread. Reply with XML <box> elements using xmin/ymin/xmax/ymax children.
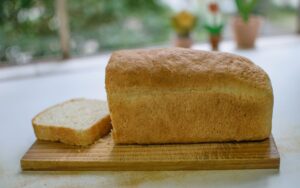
<box><xmin>105</xmin><ymin>48</ymin><xmax>273</xmax><ymax>144</ymax></box>
<box><xmin>32</xmin><ymin>99</ymin><xmax>112</xmax><ymax>146</ymax></box>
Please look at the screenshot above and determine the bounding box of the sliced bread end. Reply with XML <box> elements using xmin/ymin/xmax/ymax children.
<box><xmin>32</xmin><ymin>99</ymin><xmax>112</xmax><ymax>146</ymax></box>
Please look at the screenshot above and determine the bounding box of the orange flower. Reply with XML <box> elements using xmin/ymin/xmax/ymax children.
<box><xmin>209</xmin><ymin>2</ymin><xmax>219</xmax><ymax>14</ymax></box>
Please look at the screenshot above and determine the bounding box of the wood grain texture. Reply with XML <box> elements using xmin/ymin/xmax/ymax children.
<box><xmin>21</xmin><ymin>134</ymin><xmax>280</xmax><ymax>171</ymax></box>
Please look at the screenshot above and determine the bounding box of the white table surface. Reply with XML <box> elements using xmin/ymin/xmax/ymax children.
<box><xmin>1</xmin><ymin>36</ymin><xmax>300</xmax><ymax>188</ymax></box>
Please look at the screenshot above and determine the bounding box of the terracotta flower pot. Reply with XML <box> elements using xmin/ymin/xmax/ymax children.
<box><xmin>232</xmin><ymin>16</ymin><xmax>261</xmax><ymax>49</ymax></box>
<box><xmin>209</xmin><ymin>35</ymin><xmax>221</xmax><ymax>51</ymax></box>
<box><xmin>174</xmin><ymin>36</ymin><xmax>193</xmax><ymax>48</ymax></box>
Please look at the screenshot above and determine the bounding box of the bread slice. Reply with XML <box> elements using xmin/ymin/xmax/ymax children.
<box><xmin>32</xmin><ymin>99</ymin><xmax>112</xmax><ymax>146</ymax></box>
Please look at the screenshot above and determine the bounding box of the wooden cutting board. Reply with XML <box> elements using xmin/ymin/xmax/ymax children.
<box><xmin>21</xmin><ymin>134</ymin><xmax>280</xmax><ymax>171</ymax></box>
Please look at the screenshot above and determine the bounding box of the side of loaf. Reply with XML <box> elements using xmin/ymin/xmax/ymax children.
<box><xmin>105</xmin><ymin>48</ymin><xmax>273</xmax><ymax>144</ymax></box>
<box><xmin>32</xmin><ymin>99</ymin><xmax>112</xmax><ymax>146</ymax></box>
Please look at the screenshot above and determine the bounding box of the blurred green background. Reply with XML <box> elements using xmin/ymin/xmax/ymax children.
<box><xmin>0</xmin><ymin>0</ymin><xmax>298</xmax><ymax>65</ymax></box>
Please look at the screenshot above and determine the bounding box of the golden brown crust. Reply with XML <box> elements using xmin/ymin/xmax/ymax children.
<box><xmin>105</xmin><ymin>48</ymin><xmax>273</xmax><ymax>144</ymax></box>
<box><xmin>32</xmin><ymin>99</ymin><xmax>112</xmax><ymax>146</ymax></box>
<box><xmin>106</xmin><ymin>48</ymin><xmax>272</xmax><ymax>94</ymax></box>
<box><xmin>110</xmin><ymin>92</ymin><xmax>272</xmax><ymax>144</ymax></box>
<box><xmin>32</xmin><ymin>114</ymin><xmax>112</xmax><ymax>146</ymax></box>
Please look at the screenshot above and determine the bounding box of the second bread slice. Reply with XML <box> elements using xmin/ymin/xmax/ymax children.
<box><xmin>32</xmin><ymin>99</ymin><xmax>111</xmax><ymax>146</ymax></box>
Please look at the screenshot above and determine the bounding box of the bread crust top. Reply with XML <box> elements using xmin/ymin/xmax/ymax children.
<box><xmin>105</xmin><ymin>48</ymin><xmax>272</xmax><ymax>95</ymax></box>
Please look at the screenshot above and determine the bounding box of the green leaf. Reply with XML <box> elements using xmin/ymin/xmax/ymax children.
<box><xmin>204</xmin><ymin>24</ymin><xmax>223</xmax><ymax>35</ymax></box>
<box><xmin>235</xmin><ymin>0</ymin><xmax>257</xmax><ymax>22</ymax></box>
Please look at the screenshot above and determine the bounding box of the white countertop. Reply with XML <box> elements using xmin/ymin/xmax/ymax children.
<box><xmin>1</xmin><ymin>36</ymin><xmax>300</xmax><ymax>188</ymax></box>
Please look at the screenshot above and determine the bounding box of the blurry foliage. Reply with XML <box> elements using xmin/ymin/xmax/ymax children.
<box><xmin>0</xmin><ymin>0</ymin><xmax>172</xmax><ymax>64</ymax></box>
<box><xmin>0</xmin><ymin>0</ymin><xmax>298</xmax><ymax>65</ymax></box>
<box><xmin>68</xmin><ymin>0</ymin><xmax>172</xmax><ymax>50</ymax></box>
<box><xmin>0</xmin><ymin>0</ymin><xmax>58</xmax><ymax>64</ymax></box>
<box><xmin>252</xmin><ymin>0</ymin><xmax>270</xmax><ymax>16</ymax></box>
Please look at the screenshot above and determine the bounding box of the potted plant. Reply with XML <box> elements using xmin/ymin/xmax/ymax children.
<box><xmin>204</xmin><ymin>2</ymin><xmax>224</xmax><ymax>51</ymax></box>
<box><xmin>171</xmin><ymin>11</ymin><xmax>197</xmax><ymax>48</ymax></box>
<box><xmin>232</xmin><ymin>0</ymin><xmax>260</xmax><ymax>49</ymax></box>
